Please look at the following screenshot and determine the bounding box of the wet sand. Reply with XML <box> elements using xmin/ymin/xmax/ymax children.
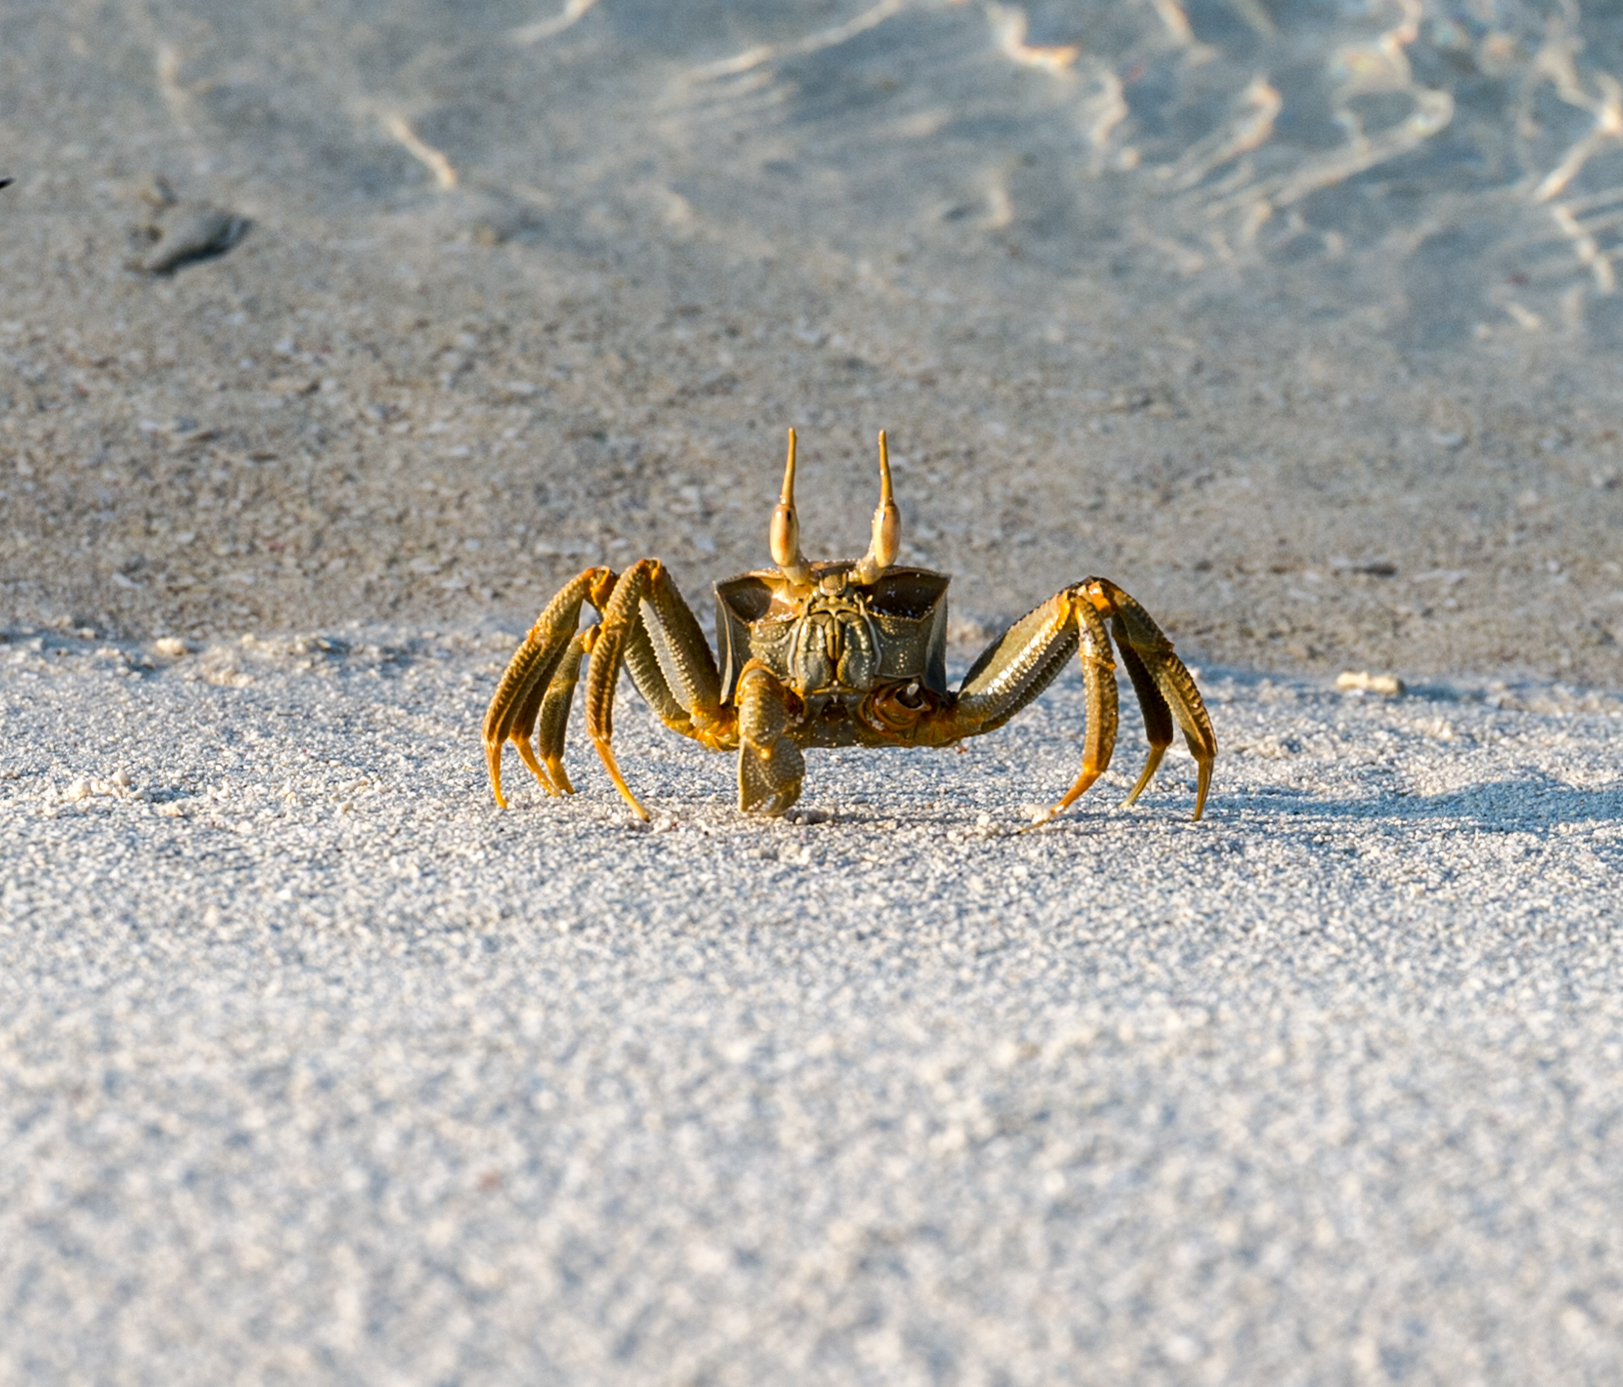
<box><xmin>3</xmin><ymin>1</ymin><xmax>1622</xmax><ymax>685</ymax></box>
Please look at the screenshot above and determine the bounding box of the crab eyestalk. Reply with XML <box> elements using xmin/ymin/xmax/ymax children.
<box><xmin>851</xmin><ymin>429</ymin><xmax>901</xmax><ymax>586</ymax></box>
<box><xmin>770</xmin><ymin>427</ymin><xmax>813</xmax><ymax>585</ymax></box>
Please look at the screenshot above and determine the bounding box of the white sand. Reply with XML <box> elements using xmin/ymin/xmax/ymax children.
<box><xmin>4</xmin><ymin>631</ymin><xmax>1621</xmax><ymax>1383</ymax></box>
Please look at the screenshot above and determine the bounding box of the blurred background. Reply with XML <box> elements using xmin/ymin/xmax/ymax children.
<box><xmin>3</xmin><ymin>0</ymin><xmax>1622</xmax><ymax>681</ymax></box>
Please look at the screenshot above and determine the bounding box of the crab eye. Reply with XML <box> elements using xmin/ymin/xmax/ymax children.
<box><xmin>769</xmin><ymin>427</ymin><xmax>810</xmax><ymax>582</ymax></box>
<box><xmin>769</xmin><ymin>502</ymin><xmax>800</xmax><ymax>568</ymax></box>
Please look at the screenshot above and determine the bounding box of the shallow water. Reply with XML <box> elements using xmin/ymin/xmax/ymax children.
<box><xmin>117</xmin><ymin>0</ymin><xmax>1623</xmax><ymax>347</ymax></box>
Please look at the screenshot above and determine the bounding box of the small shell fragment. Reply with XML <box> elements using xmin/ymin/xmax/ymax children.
<box><xmin>136</xmin><ymin>172</ymin><xmax>177</xmax><ymax>208</ymax></box>
<box><xmin>1336</xmin><ymin>670</ymin><xmax>1405</xmax><ymax>696</ymax></box>
<box><xmin>138</xmin><ymin>204</ymin><xmax>250</xmax><ymax>274</ymax></box>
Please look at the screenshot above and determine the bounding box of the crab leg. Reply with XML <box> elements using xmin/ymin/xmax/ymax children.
<box><xmin>533</xmin><ymin>625</ymin><xmax>593</xmax><ymax>794</ymax></box>
<box><xmin>482</xmin><ymin>566</ymin><xmax>613</xmax><ymax>807</ymax></box>
<box><xmin>935</xmin><ymin>578</ymin><xmax>1214</xmax><ymax>821</ymax></box>
<box><xmin>953</xmin><ymin>591</ymin><xmax>1081</xmax><ymax>736</ymax></box>
<box><xmin>1111</xmin><ymin>634</ymin><xmax>1174</xmax><ymax>808</ymax></box>
<box><xmin>946</xmin><ymin>589</ymin><xmax>1122</xmax><ymax>824</ymax></box>
<box><xmin>735</xmin><ymin>660</ymin><xmax>805</xmax><ymax>816</ymax></box>
<box><xmin>629</xmin><ymin>564</ymin><xmax>733</xmax><ymax>748</ymax></box>
<box><xmin>1041</xmin><ymin>599</ymin><xmax>1120</xmax><ymax>820</ymax></box>
<box><xmin>1084</xmin><ymin>579</ymin><xmax>1217</xmax><ymax>819</ymax></box>
<box><xmin>584</xmin><ymin>559</ymin><xmax>732</xmax><ymax>820</ymax></box>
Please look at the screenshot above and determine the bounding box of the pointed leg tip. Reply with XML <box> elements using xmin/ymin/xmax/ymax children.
<box><xmin>516</xmin><ymin>740</ymin><xmax>560</xmax><ymax>796</ymax></box>
<box><xmin>593</xmin><ymin>737</ymin><xmax>650</xmax><ymax>821</ymax></box>
<box><xmin>1121</xmin><ymin>746</ymin><xmax>1167</xmax><ymax>809</ymax></box>
<box><xmin>1050</xmin><ymin>769</ymin><xmax>1103</xmax><ymax>818</ymax></box>
<box><xmin>1017</xmin><ymin>805</ymin><xmax>1062</xmax><ymax>833</ymax></box>
<box><xmin>1192</xmin><ymin>761</ymin><xmax>1213</xmax><ymax>820</ymax></box>
<box><xmin>485</xmin><ymin>744</ymin><xmax>508</xmax><ymax>808</ymax></box>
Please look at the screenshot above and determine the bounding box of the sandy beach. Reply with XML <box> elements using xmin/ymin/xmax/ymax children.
<box><xmin>4</xmin><ymin>0</ymin><xmax>1623</xmax><ymax>1380</ymax></box>
<box><xmin>4</xmin><ymin>639</ymin><xmax>1622</xmax><ymax>1383</ymax></box>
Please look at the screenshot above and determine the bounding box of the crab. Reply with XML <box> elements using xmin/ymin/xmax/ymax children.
<box><xmin>483</xmin><ymin>430</ymin><xmax>1216</xmax><ymax>824</ymax></box>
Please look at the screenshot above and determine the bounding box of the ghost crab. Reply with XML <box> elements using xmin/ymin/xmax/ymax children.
<box><xmin>483</xmin><ymin>430</ymin><xmax>1216</xmax><ymax>824</ymax></box>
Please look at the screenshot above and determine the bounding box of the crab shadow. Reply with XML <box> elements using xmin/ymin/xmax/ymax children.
<box><xmin>1231</xmin><ymin>770</ymin><xmax>1623</xmax><ymax>835</ymax></box>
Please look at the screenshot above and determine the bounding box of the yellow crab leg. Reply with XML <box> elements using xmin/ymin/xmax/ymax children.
<box><xmin>483</xmin><ymin>566</ymin><xmax>614</xmax><ymax>807</ymax></box>
<box><xmin>1085</xmin><ymin>579</ymin><xmax>1217</xmax><ymax>819</ymax></box>
<box><xmin>594</xmin><ymin>738</ymin><xmax>649</xmax><ymax>822</ymax></box>
<box><xmin>1040</xmin><ymin>597</ymin><xmax>1119</xmax><ymax>820</ymax></box>
<box><xmin>633</xmin><ymin>561</ymin><xmax>733</xmax><ymax>748</ymax></box>
<box><xmin>1112</xmin><ymin>633</ymin><xmax>1173</xmax><ymax>808</ymax></box>
<box><xmin>927</xmin><ymin>576</ymin><xmax>1213</xmax><ymax>823</ymax></box>
<box><xmin>735</xmin><ymin>660</ymin><xmax>806</xmax><ymax>816</ymax></box>
<box><xmin>583</xmin><ymin>562</ymin><xmax>655</xmax><ymax>820</ymax></box>
<box><xmin>582</xmin><ymin>558</ymin><xmax>733</xmax><ymax>820</ymax></box>
<box><xmin>951</xmin><ymin>590</ymin><xmax>1079</xmax><ymax>737</ymax></box>
<box><xmin>534</xmin><ymin>625</ymin><xmax>593</xmax><ymax>795</ymax></box>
